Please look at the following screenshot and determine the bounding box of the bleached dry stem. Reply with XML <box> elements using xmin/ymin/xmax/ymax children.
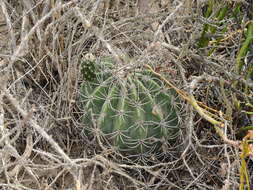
<box><xmin>11</xmin><ymin>0</ymin><xmax>78</xmax><ymax>62</ymax></box>
<box><xmin>4</xmin><ymin>89</ymin><xmax>73</xmax><ymax>164</ymax></box>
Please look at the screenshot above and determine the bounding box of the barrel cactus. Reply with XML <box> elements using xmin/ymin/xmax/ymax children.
<box><xmin>80</xmin><ymin>57</ymin><xmax>180</xmax><ymax>161</ymax></box>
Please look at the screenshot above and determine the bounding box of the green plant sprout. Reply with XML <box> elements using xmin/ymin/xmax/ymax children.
<box><xmin>198</xmin><ymin>1</ymin><xmax>242</xmax><ymax>56</ymax></box>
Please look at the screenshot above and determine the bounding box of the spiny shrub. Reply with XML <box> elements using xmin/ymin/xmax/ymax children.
<box><xmin>80</xmin><ymin>57</ymin><xmax>180</xmax><ymax>161</ymax></box>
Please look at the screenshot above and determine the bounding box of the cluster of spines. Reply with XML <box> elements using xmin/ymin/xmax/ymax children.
<box><xmin>80</xmin><ymin>60</ymin><xmax>180</xmax><ymax>161</ymax></box>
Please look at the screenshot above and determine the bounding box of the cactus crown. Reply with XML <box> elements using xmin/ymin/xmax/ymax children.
<box><xmin>80</xmin><ymin>56</ymin><xmax>180</xmax><ymax>162</ymax></box>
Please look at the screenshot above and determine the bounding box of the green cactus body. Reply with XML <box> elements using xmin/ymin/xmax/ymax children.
<box><xmin>80</xmin><ymin>58</ymin><xmax>180</xmax><ymax>160</ymax></box>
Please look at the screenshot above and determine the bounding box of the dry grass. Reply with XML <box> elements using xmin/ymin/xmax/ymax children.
<box><xmin>0</xmin><ymin>0</ymin><xmax>253</xmax><ymax>189</ymax></box>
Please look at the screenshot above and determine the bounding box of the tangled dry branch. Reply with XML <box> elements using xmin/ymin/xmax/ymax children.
<box><xmin>0</xmin><ymin>0</ymin><xmax>253</xmax><ymax>189</ymax></box>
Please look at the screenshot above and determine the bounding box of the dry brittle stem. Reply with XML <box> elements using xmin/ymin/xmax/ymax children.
<box><xmin>4</xmin><ymin>89</ymin><xmax>73</xmax><ymax>164</ymax></box>
<box><xmin>222</xmin><ymin>122</ymin><xmax>233</xmax><ymax>189</ymax></box>
<box><xmin>11</xmin><ymin>0</ymin><xmax>78</xmax><ymax>62</ymax></box>
<box><xmin>22</xmin><ymin>0</ymin><xmax>43</xmax><ymax>41</ymax></box>
<box><xmin>0</xmin><ymin>59</ymin><xmax>13</xmax><ymax>186</ymax></box>
<box><xmin>181</xmin><ymin>106</ymin><xmax>196</xmax><ymax>179</ymax></box>
<box><xmin>87</xmin><ymin>164</ymin><xmax>97</xmax><ymax>190</ymax></box>
<box><xmin>8</xmin><ymin>133</ymin><xmax>33</xmax><ymax>177</ymax></box>
<box><xmin>0</xmin><ymin>1</ymin><xmax>16</xmax><ymax>51</ymax></box>
<box><xmin>44</xmin><ymin>168</ymin><xmax>66</xmax><ymax>190</ymax></box>
<box><xmin>74</xmin><ymin>6</ymin><xmax>125</xmax><ymax>66</ymax></box>
<box><xmin>0</xmin><ymin>59</ymin><xmax>6</xmax><ymax>138</ymax></box>
<box><xmin>153</xmin><ymin>2</ymin><xmax>183</xmax><ymax>42</ymax></box>
<box><xmin>94</xmin><ymin>155</ymin><xmax>145</xmax><ymax>187</ymax></box>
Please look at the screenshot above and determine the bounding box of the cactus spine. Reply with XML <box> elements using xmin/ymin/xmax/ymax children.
<box><xmin>80</xmin><ymin>57</ymin><xmax>180</xmax><ymax>161</ymax></box>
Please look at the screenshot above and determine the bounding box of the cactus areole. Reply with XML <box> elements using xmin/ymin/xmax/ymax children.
<box><xmin>80</xmin><ymin>58</ymin><xmax>180</xmax><ymax>160</ymax></box>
